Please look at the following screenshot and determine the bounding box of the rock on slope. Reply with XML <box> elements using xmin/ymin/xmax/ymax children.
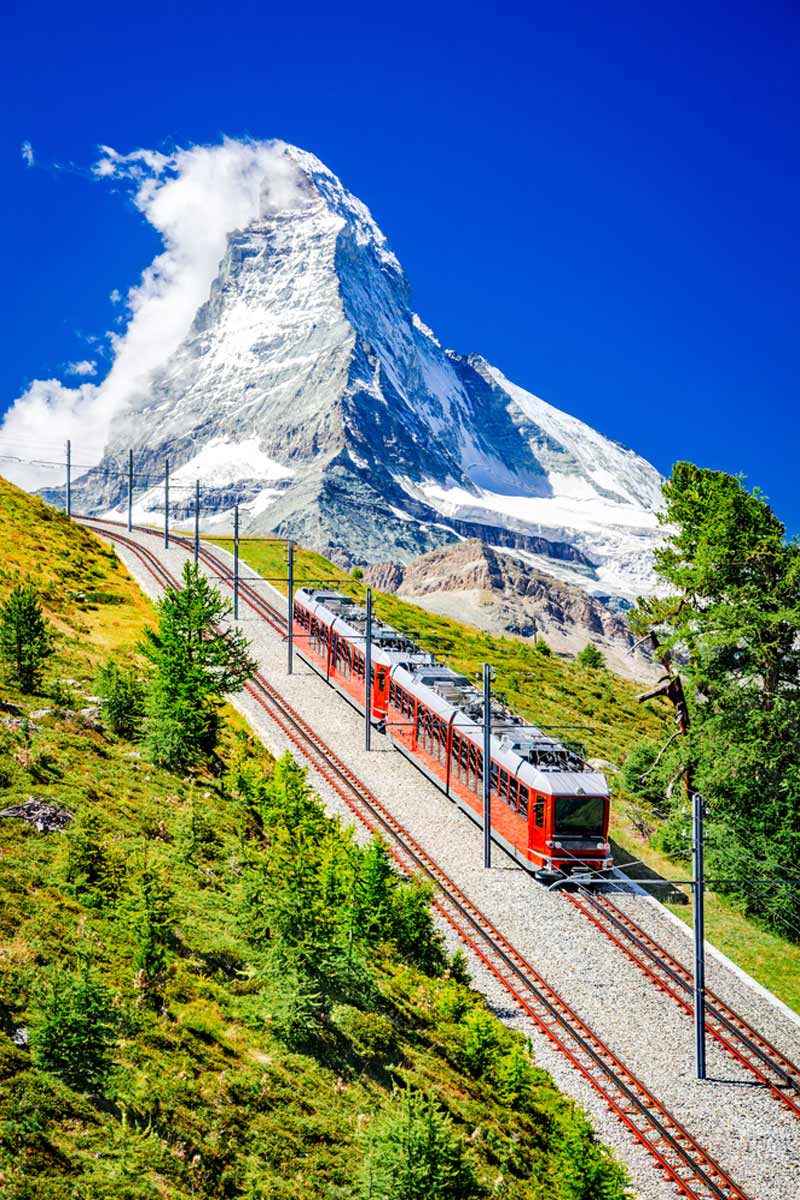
<box><xmin>64</xmin><ymin>141</ymin><xmax>664</xmax><ymax>606</ymax></box>
<box><xmin>363</xmin><ymin>540</ymin><xmax>655</xmax><ymax>680</ymax></box>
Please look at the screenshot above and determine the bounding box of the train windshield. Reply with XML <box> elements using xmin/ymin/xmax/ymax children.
<box><xmin>554</xmin><ymin>796</ymin><xmax>605</xmax><ymax>838</ymax></box>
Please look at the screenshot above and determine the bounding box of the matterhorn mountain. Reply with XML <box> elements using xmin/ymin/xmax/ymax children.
<box><xmin>70</xmin><ymin>143</ymin><xmax>664</xmax><ymax>611</ymax></box>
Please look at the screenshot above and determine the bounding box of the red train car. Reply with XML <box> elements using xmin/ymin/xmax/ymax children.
<box><xmin>293</xmin><ymin>588</ymin><xmax>612</xmax><ymax>881</ymax></box>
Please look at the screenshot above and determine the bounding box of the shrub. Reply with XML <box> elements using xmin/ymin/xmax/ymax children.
<box><xmin>30</xmin><ymin>967</ymin><xmax>116</xmax><ymax>1092</ymax></box>
<box><xmin>460</xmin><ymin>1008</ymin><xmax>502</xmax><ymax>1078</ymax></box>
<box><xmin>493</xmin><ymin>1045</ymin><xmax>539</xmax><ymax>1108</ymax></box>
<box><xmin>448</xmin><ymin>949</ymin><xmax>471</xmax><ymax>985</ymax></box>
<box><xmin>435</xmin><ymin>981</ymin><xmax>473</xmax><ymax>1023</ymax></box>
<box><xmin>269</xmin><ymin>967</ymin><xmax>323</xmax><ymax>1050</ymax></box>
<box><xmin>390</xmin><ymin>879</ymin><xmax>446</xmax><ymax>975</ymax></box>
<box><xmin>577</xmin><ymin>643</ymin><xmax>605</xmax><ymax>670</ymax></box>
<box><xmin>361</xmin><ymin>1090</ymin><xmax>483</xmax><ymax>1200</ymax></box>
<box><xmin>0</xmin><ymin>581</ymin><xmax>54</xmax><ymax>693</ymax></box>
<box><xmin>129</xmin><ymin>864</ymin><xmax>175</xmax><ymax>1007</ymax></box>
<box><xmin>533</xmin><ymin>638</ymin><xmax>552</xmax><ymax>655</ymax></box>
<box><xmin>351</xmin><ymin>566</ymin><xmax>364</xmax><ymax>581</ymax></box>
<box><xmin>332</xmin><ymin>1004</ymin><xmax>397</xmax><ymax>1060</ymax></box>
<box><xmin>64</xmin><ymin>810</ymin><xmax>121</xmax><ymax>906</ymax></box>
<box><xmin>48</xmin><ymin>678</ymin><xmax>79</xmax><ymax>709</ymax></box>
<box><xmin>96</xmin><ymin>659</ymin><xmax>145</xmax><ymax>738</ymax></box>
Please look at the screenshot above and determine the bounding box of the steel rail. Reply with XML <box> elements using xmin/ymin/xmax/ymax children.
<box><xmin>566</xmin><ymin>888</ymin><xmax>800</xmax><ymax>1117</ymax></box>
<box><xmin>79</xmin><ymin>519</ymin><xmax>753</xmax><ymax>1200</ymax></box>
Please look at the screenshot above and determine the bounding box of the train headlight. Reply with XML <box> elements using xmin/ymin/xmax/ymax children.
<box><xmin>553</xmin><ymin>841</ymin><xmax>562</xmax><ymax>849</ymax></box>
<box><xmin>596</xmin><ymin>843</ymin><xmax>605</xmax><ymax>850</ymax></box>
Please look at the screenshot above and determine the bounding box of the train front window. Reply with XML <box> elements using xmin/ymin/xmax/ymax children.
<box><xmin>554</xmin><ymin>797</ymin><xmax>605</xmax><ymax>838</ymax></box>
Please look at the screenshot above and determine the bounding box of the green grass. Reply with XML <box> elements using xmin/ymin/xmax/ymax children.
<box><xmin>215</xmin><ymin>535</ymin><xmax>800</xmax><ymax>1016</ymax></box>
<box><xmin>0</xmin><ymin>482</ymin><xmax>631</xmax><ymax>1200</ymax></box>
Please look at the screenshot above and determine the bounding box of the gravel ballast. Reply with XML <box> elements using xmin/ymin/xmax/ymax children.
<box><xmin>97</xmin><ymin>525</ymin><xmax>800</xmax><ymax>1199</ymax></box>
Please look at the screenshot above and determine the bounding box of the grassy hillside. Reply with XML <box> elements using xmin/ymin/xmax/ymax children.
<box><xmin>0</xmin><ymin>477</ymin><xmax>152</xmax><ymax>665</ymax></box>
<box><xmin>0</xmin><ymin>482</ymin><xmax>630</xmax><ymax>1199</ymax></box>
<box><xmin>214</xmin><ymin>536</ymin><xmax>800</xmax><ymax>1014</ymax></box>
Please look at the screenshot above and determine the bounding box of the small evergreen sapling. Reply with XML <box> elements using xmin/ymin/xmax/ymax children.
<box><xmin>0</xmin><ymin>580</ymin><xmax>54</xmax><ymax>693</ymax></box>
<box><xmin>361</xmin><ymin>1090</ymin><xmax>482</xmax><ymax>1200</ymax></box>
<box><xmin>95</xmin><ymin>659</ymin><xmax>145</xmax><ymax>738</ymax></box>
<box><xmin>577</xmin><ymin>643</ymin><xmax>605</xmax><ymax>670</ymax></box>
<box><xmin>31</xmin><ymin>965</ymin><xmax>116</xmax><ymax>1092</ymax></box>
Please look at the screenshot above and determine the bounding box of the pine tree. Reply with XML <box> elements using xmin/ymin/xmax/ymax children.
<box><xmin>96</xmin><ymin>658</ymin><xmax>145</xmax><ymax>737</ymax></box>
<box><xmin>31</xmin><ymin>965</ymin><xmax>116</xmax><ymax>1092</ymax></box>
<box><xmin>361</xmin><ymin>1090</ymin><xmax>483</xmax><ymax>1200</ymax></box>
<box><xmin>141</xmin><ymin>562</ymin><xmax>257</xmax><ymax>768</ymax></box>
<box><xmin>0</xmin><ymin>580</ymin><xmax>54</xmax><ymax>693</ymax></box>
<box><xmin>577</xmin><ymin>642</ymin><xmax>605</xmax><ymax>669</ymax></box>
<box><xmin>630</xmin><ymin>462</ymin><xmax>800</xmax><ymax>938</ymax></box>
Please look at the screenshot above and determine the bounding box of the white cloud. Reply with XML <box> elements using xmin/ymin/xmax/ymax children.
<box><xmin>64</xmin><ymin>359</ymin><xmax>97</xmax><ymax>376</ymax></box>
<box><xmin>21</xmin><ymin>141</ymin><xmax>34</xmax><ymax>167</ymax></box>
<box><xmin>2</xmin><ymin>137</ymin><xmax>308</xmax><ymax>489</ymax></box>
<box><xmin>109</xmin><ymin>288</ymin><xmax>121</xmax><ymax>304</ymax></box>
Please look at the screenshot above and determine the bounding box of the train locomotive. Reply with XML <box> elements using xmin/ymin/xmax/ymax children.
<box><xmin>293</xmin><ymin>587</ymin><xmax>613</xmax><ymax>882</ymax></box>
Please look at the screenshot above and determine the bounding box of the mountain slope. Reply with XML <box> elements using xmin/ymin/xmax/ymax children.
<box><xmin>66</xmin><ymin>142</ymin><xmax>663</xmax><ymax>600</ymax></box>
<box><xmin>361</xmin><ymin>539</ymin><xmax>655</xmax><ymax>680</ymax></box>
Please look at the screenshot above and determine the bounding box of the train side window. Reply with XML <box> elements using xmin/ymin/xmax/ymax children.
<box><xmin>509</xmin><ymin>777</ymin><xmax>519</xmax><ymax>811</ymax></box>
<box><xmin>518</xmin><ymin>785</ymin><xmax>529</xmax><ymax>818</ymax></box>
<box><xmin>490</xmin><ymin>762</ymin><xmax>499</xmax><ymax>796</ymax></box>
<box><xmin>534</xmin><ymin>796</ymin><xmax>545</xmax><ymax>827</ymax></box>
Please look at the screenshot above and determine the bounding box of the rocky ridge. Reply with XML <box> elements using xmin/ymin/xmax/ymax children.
<box><xmin>362</xmin><ymin>539</ymin><xmax>655</xmax><ymax>679</ymax></box>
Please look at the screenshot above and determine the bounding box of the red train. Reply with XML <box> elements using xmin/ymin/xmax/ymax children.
<box><xmin>293</xmin><ymin>588</ymin><xmax>612</xmax><ymax>882</ymax></box>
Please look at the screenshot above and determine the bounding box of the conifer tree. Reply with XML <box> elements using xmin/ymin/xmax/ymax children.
<box><xmin>31</xmin><ymin>965</ymin><xmax>116</xmax><ymax>1092</ymax></box>
<box><xmin>0</xmin><ymin>580</ymin><xmax>54</xmax><ymax>693</ymax></box>
<box><xmin>361</xmin><ymin>1090</ymin><xmax>482</xmax><ymax>1200</ymax></box>
<box><xmin>630</xmin><ymin>462</ymin><xmax>800</xmax><ymax>937</ymax></box>
<box><xmin>141</xmin><ymin>562</ymin><xmax>257</xmax><ymax>767</ymax></box>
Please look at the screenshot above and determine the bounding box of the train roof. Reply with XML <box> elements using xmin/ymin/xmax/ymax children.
<box><xmin>296</xmin><ymin>588</ymin><xmax>608</xmax><ymax>797</ymax></box>
<box><xmin>396</xmin><ymin>662</ymin><xmax>609</xmax><ymax>797</ymax></box>
<box><xmin>295</xmin><ymin>588</ymin><xmax>433</xmax><ymax>665</ymax></box>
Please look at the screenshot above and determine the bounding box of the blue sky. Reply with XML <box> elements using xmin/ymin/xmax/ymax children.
<box><xmin>2</xmin><ymin>0</ymin><xmax>798</xmax><ymax>528</ymax></box>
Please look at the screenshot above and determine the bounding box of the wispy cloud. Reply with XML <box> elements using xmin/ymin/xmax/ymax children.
<box><xmin>21</xmin><ymin>141</ymin><xmax>34</xmax><ymax>167</ymax></box>
<box><xmin>1</xmin><ymin>138</ymin><xmax>308</xmax><ymax>489</ymax></box>
<box><xmin>64</xmin><ymin>359</ymin><xmax>97</xmax><ymax>377</ymax></box>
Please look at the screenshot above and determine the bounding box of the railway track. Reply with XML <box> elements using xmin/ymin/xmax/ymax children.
<box><xmin>565</xmin><ymin>888</ymin><xmax>800</xmax><ymax>1119</ymax></box>
<box><xmin>79</xmin><ymin>516</ymin><xmax>757</xmax><ymax>1200</ymax></box>
<box><xmin>82</xmin><ymin>518</ymin><xmax>800</xmax><ymax>1122</ymax></box>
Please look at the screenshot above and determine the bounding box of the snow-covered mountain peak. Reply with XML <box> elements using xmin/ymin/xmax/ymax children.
<box><xmin>67</xmin><ymin>140</ymin><xmax>665</xmax><ymax>601</ymax></box>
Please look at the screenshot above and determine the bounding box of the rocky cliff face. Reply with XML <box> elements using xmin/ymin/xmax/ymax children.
<box><xmin>67</xmin><ymin>141</ymin><xmax>664</xmax><ymax>602</ymax></box>
<box><xmin>362</xmin><ymin>540</ymin><xmax>655</xmax><ymax>680</ymax></box>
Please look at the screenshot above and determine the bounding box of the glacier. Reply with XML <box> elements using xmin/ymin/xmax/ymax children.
<box><xmin>65</xmin><ymin>140</ymin><xmax>665</xmax><ymax>601</ymax></box>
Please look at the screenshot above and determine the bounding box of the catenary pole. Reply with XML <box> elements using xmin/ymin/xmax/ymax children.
<box><xmin>287</xmin><ymin>539</ymin><xmax>294</xmax><ymax>675</ymax></box>
<box><xmin>127</xmin><ymin>449</ymin><xmax>133</xmax><ymax>532</ymax></box>
<box><xmin>693</xmin><ymin>790</ymin><xmax>707</xmax><ymax>1079</ymax></box>
<box><xmin>483</xmin><ymin>663</ymin><xmax>492</xmax><ymax>868</ymax></box>
<box><xmin>164</xmin><ymin>459</ymin><xmax>169</xmax><ymax>549</ymax></box>
<box><xmin>233</xmin><ymin>502</ymin><xmax>239</xmax><ymax>621</ymax></box>
<box><xmin>365</xmin><ymin>588</ymin><xmax>373</xmax><ymax>751</ymax></box>
<box><xmin>194</xmin><ymin>479</ymin><xmax>199</xmax><ymax>563</ymax></box>
<box><xmin>65</xmin><ymin>440</ymin><xmax>71</xmax><ymax>517</ymax></box>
